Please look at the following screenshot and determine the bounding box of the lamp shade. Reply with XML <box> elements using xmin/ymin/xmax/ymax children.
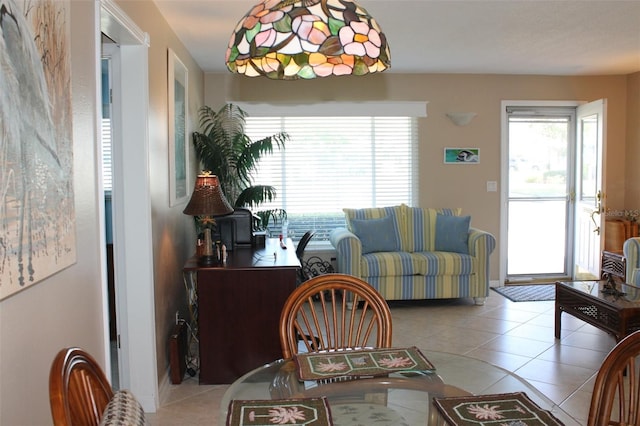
<box><xmin>183</xmin><ymin>172</ymin><xmax>234</xmax><ymax>217</ymax></box>
<box><xmin>225</xmin><ymin>0</ymin><xmax>390</xmax><ymax>80</ymax></box>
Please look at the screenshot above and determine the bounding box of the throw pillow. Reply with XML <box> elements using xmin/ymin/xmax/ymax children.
<box><xmin>350</xmin><ymin>216</ymin><xmax>400</xmax><ymax>254</ymax></box>
<box><xmin>434</xmin><ymin>214</ymin><xmax>471</xmax><ymax>254</ymax></box>
<box><xmin>99</xmin><ymin>389</ymin><xmax>147</xmax><ymax>426</ymax></box>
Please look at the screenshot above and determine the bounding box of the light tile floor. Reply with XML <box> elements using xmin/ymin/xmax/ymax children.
<box><xmin>147</xmin><ymin>290</ymin><xmax>616</xmax><ymax>425</ymax></box>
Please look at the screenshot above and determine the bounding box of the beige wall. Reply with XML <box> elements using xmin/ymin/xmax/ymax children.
<box><xmin>626</xmin><ymin>72</ymin><xmax>640</xmax><ymax>210</ymax></box>
<box><xmin>0</xmin><ymin>1</ymin><xmax>204</xmax><ymax>423</ymax></box>
<box><xmin>0</xmin><ymin>2</ymin><xmax>104</xmax><ymax>424</ymax></box>
<box><xmin>205</xmin><ymin>72</ymin><xmax>632</xmax><ymax>281</ymax></box>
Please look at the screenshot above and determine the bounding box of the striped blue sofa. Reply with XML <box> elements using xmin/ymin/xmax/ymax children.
<box><xmin>624</xmin><ymin>237</ymin><xmax>640</xmax><ymax>285</ymax></box>
<box><xmin>329</xmin><ymin>205</ymin><xmax>496</xmax><ymax>305</ymax></box>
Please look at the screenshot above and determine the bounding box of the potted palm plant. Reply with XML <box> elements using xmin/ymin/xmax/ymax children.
<box><xmin>192</xmin><ymin>103</ymin><xmax>289</xmax><ymax>230</ymax></box>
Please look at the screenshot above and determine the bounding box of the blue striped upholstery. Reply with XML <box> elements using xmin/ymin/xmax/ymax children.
<box><xmin>330</xmin><ymin>205</ymin><xmax>496</xmax><ymax>303</ymax></box>
<box><xmin>403</xmin><ymin>206</ymin><xmax>461</xmax><ymax>252</ymax></box>
<box><xmin>624</xmin><ymin>237</ymin><xmax>640</xmax><ymax>284</ymax></box>
<box><xmin>360</xmin><ymin>251</ymin><xmax>475</xmax><ymax>277</ymax></box>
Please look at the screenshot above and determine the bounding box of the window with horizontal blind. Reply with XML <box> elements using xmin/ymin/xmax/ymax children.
<box><xmin>244</xmin><ymin>116</ymin><xmax>418</xmax><ymax>245</ymax></box>
<box><xmin>101</xmin><ymin>118</ymin><xmax>113</xmax><ymax>192</ymax></box>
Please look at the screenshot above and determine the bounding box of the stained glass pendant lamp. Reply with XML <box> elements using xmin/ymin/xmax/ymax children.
<box><xmin>225</xmin><ymin>0</ymin><xmax>391</xmax><ymax>80</ymax></box>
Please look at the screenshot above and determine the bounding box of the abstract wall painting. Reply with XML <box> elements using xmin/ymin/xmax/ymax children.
<box><xmin>444</xmin><ymin>148</ymin><xmax>480</xmax><ymax>164</ymax></box>
<box><xmin>0</xmin><ymin>0</ymin><xmax>76</xmax><ymax>300</ymax></box>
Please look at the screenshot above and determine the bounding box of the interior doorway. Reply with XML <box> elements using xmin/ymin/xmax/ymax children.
<box><xmin>99</xmin><ymin>0</ymin><xmax>158</xmax><ymax>410</ymax></box>
<box><xmin>101</xmin><ymin>43</ymin><xmax>118</xmax><ymax>388</ymax></box>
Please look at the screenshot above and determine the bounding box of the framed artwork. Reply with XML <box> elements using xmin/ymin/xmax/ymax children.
<box><xmin>0</xmin><ymin>0</ymin><xmax>77</xmax><ymax>300</ymax></box>
<box><xmin>168</xmin><ymin>48</ymin><xmax>189</xmax><ymax>206</ymax></box>
<box><xmin>444</xmin><ymin>148</ymin><xmax>480</xmax><ymax>164</ymax></box>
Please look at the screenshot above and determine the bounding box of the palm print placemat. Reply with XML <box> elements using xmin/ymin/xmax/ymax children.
<box><xmin>226</xmin><ymin>397</ymin><xmax>333</xmax><ymax>426</ymax></box>
<box><xmin>294</xmin><ymin>346</ymin><xmax>435</xmax><ymax>380</ymax></box>
<box><xmin>433</xmin><ymin>392</ymin><xmax>564</xmax><ymax>425</ymax></box>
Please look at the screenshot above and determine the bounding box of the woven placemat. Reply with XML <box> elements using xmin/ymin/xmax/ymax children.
<box><xmin>433</xmin><ymin>392</ymin><xmax>564</xmax><ymax>425</ymax></box>
<box><xmin>226</xmin><ymin>397</ymin><xmax>333</xmax><ymax>426</ymax></box>
<box><xmin>294</xmin><ymin>346</ymin><xmax>435</xmax><ymax>380</ymax></box>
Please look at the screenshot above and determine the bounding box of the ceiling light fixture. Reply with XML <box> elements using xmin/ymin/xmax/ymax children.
<box><xmin>225</xmin><ymin>0</ymin><xmax>390</xmax><ymax>80</ymax></box>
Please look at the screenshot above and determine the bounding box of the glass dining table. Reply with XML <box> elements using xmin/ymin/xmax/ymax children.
<box><xmin>220</xmin><ymin>349</ymin><xmax>580</xmax><ymax>425</ymax></box>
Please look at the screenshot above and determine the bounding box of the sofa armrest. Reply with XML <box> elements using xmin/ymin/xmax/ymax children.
<box><xmin>624</xmin><ymin>237</ymin><xmax>640</xmax><ymax>283</ymax></box>
<box><xmin>468</xmin><ymin>228</ymin><xmax>496</xmax><ymax>257</ymax></box>
<box><xmin>329</xmin><ymin>227</ymin><xmax>362</xmax><ymax>277</ymax></box>
<box><xmin>468</xmin><ymin>228</ymin><xmax>496</xmax><ymax>289</ymax></box>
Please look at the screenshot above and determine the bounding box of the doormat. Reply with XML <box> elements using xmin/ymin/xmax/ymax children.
<box><xmin>491</xmin><ymin>284</ymin><xmax>555</xmax><ymax>302</ymax></box>
<box><xmin>433</xmin><ymin>392</ymin><xmax>564</xmax><ymax>425</ymax></box>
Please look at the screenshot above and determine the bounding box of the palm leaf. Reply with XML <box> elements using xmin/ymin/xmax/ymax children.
<box><xmin>235</xmin><ymin>133</ymin><xmax>287</xmax><ymax>184</ymax></box>
<box><xmin>255</xmin><ymin>209</ymin><xmax>288</xmax><ymax>229</ymax></box>
<box><xmin>192</xmin><ymin>103</ymin><xmax>289</xmax><ymax>229</ymax></box>
<box><xmin>235</xmin><ymin>185</ymin><xmax>277</xmax><ymax>208</ymax></box>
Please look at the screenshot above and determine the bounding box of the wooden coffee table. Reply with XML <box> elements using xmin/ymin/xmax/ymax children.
<box><xmin>555</xmin><ymin>281</ymin><xmax>640</xmax><ymax>342</ymax></box>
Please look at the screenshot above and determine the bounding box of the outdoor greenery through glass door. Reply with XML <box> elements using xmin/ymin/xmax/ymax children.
<box><xmin>507</xmin><ymin>110</ymin><xmax>574</xmax><ymax>281</ymax></box>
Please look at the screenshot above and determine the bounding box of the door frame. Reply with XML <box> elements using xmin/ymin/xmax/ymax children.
<box><xmin>499</xmin><ymin>100</ymin><xmax>581</xmax><ymax>286</ymax></box>
<box><xmin>99</xmin><ymin>0</ymin><xmax>159</xmax><ymax>411</ymax></box>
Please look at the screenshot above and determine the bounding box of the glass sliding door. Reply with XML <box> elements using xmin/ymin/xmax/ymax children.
<box><xmin>506</xmin><ymin>108</ymin><xmax>575</xmax><ymax>282</ymax></box>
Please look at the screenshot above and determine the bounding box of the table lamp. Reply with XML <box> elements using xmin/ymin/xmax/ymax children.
<box><xmin>183</xmin><ymin>171</ymin><xmax>234</xmax><ymax>266</ymax></box>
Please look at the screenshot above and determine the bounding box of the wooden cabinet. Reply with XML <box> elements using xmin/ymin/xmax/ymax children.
<box><xmin>184</xmin><ymin>238</ymin><xmax>299</xmax><ymax>384</ymax></box>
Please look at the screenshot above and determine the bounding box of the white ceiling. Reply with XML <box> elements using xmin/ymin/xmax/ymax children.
<box><xmin>152</xmin><ymin>0</ymin><xmax>640</xmax><ymax>76</ymax></box>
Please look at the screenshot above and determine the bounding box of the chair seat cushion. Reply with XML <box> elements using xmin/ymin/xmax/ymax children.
<box><xmin>99</xmin><ymin>389</ymin><xmax>147</xmax><ymax>426</ymax></box>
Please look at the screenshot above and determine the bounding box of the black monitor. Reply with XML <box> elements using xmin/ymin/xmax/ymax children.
<box><xmin>215</xmin><ymin>209</ymin><xmax>254</xmax><ymax>250</ymax></box>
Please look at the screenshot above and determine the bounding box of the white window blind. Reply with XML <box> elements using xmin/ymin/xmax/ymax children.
<box><xmin>101</xmin><ymin>118</ymin><xmax>113</xmax><ymax>192</ymax></box>
<box><xmin>244</xmin><ymin>116</ymin><xmax>418</xmax><ymax>244</ymax></box>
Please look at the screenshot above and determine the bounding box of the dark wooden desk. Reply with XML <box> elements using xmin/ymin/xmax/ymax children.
<box><xmin>184</xmin><ymin>238</ymin><xmax>300</xmax><ymax>384</ymax></box>
<box><xmin>555</xmin><ymin>280</ymin><xmax>640</xmax><ymax>342</ymax></box>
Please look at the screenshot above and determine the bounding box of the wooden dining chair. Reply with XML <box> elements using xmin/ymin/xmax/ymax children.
<box><xmin>587</xmin><ymin>330</ymin><xmax>640</xmax><ymax>426</ymax></box>
<box><xmin>279</xmin><ymin>273</ymin><xmax>393</xmax><ymax>359</ymax></box>
<box><xmin>49</xmin><ymin>347</ymin><xmax>114</xmax><ymax>426</ymax></box>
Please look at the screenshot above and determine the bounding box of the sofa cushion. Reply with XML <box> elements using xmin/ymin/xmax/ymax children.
<box><xmin>435</xmin><ymin>214</ymin><xmax>470</xmax><ymax>254</ymax></box>
<box><xmin>343</xmin><ymin>205</ymin><xmax>464</xmax><ymax>253</ymax></box>
<box><xmin>360</xmin><ymin>251</ymin><xmax>475</xmax><ymax>278</ymax></box>
<box><xmin>403</xmin><ymin>206</ymin><xmax>462</xmax><ymax>252</ymax></box>
<box><xmin>411</xmin><ymin>251</ymin><xmax>475</xmax><ymax>276</ymax></box>
<box><xmin>360</xmin><ymin>252</ymin><xmax>424</xmax><ymax>276</ymax></box>
<box><xmin>350</xmin><ymin>216</ymin><xmax>400</xmax><ymax>254</ymax></box>
<box><xmin>343</xmin><ymin>206</ymin><xmax>402</xmax><ymax>231</ymax></box>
